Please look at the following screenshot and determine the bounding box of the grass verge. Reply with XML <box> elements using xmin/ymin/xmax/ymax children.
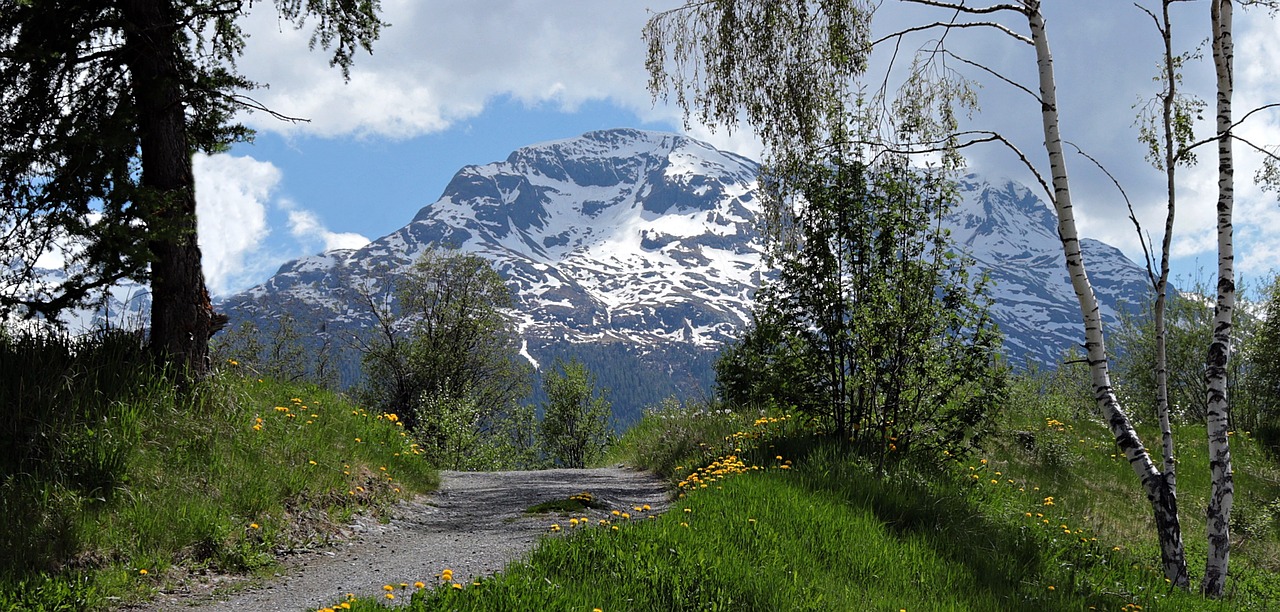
<box><xmin>357</xmin><ymin>401</ymin><xmax>1280</xmax><ymax>611</ymax></box>
<box><xmin>0</xmin><ymin>330</ymin><xmax>437</xmax><ymax>610</ymax></box>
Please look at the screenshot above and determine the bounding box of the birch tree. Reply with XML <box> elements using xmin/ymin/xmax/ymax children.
<box><xmin>647</xmin><ymin>0</ymin><xmax>1198</xmax><ymax>585</ymax></box>
<box><xmin>1202</xmin><ymin>0</ymin><xmax>1236</xmax><ymax>596</ymax></box>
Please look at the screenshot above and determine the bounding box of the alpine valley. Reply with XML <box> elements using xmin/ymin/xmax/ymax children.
<box><xmin>207</xmin><ymin>128</ymin><xmax>1151</xmax><ymax>424</ymax></box>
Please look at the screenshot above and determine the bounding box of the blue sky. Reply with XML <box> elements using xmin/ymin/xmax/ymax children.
<box><xmin>192</xmin><ymin>0</ymin><xmax>1280</xmax><ymax>297</ymax></box>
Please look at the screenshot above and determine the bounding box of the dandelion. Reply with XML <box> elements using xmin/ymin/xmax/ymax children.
<box><xmin>1043</xmin><ymin>496</ymin><xmax>1055</xmax><ymax>506</ymax></box>
<box><xmin>414</xmin><ymin>581</ymin><xmax>425</xmax><ymax>588</ymax></box>
<box><xmin>308</xmin><ymin>460</ymin><xmax>317</xmax><ymax>466</ymax></box>
<box><xmin>383</xmin><ymin>585</ymin><xmax>393</xmax><ymax>592</ymax></box>
<box><xmin>569</xmin><ymin>518</ymin><xmax>580</xmax><ymax>527</ymax></box>
<box><xmin>1047</xmin><ymin>585</ymin><xmax>1055</xmax><ymax>591</ymax></box>
<box><xmin>442</xmin><ymin>569</ymin><xmax>454</xmax><ymax>581</ymax></box>
<box><xmin>684</xmin><ymin>508</ymin><xmax>692</xmax><ymax>513</ymax></box>
<box><xmin>385</xmin><ymin>593</ymin><xmax>394</xmax><ymax>600</ymax></box>
<box><xmin>139</xmin><ymin>569</ymin><xmax>148</xmax><ymax>575</ymax></box>
<box><xmin>452</xmin><ymin>583</ymin><xmax>463</xmax><ymax>590</ymax></box>
<box><xmin>250</xmin><ymin>523</ymin><xmax>260</xmax><ymax>530</ymax></box>
<box><xmin>252</xmin><ymin>423</ymin><xmax>263</xmax><ymax>431</ymax></box>
<box><xmin>549</xmin><ymin>524</ymin><xmax>561</xmax><ymax>532</ymax></box>
<box><xmin>748</xmin><ymin>518</ymin><xmax>757</xmax><ymax>525</ymax></box>
<box><xmin>621</xmin><ymin>512</ymin><xmax>630</xmax><ymax>520</ymax></box>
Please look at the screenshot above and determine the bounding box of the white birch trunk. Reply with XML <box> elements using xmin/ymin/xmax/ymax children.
<box><xmin>1024</xmin><ymin>1</ymin><xmax>1189</xmax><ymax>586</ymax></box>
<box><xmin>1203</xmin><ymin>0</ymin><xmax>1236</xmax><ymax>597</ymax></box>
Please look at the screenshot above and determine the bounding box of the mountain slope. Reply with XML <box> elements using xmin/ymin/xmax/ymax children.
<box><xmin>216</xmin><ymin>129</ymin><xmax>1151</xmax><ymax>419</ymax></box>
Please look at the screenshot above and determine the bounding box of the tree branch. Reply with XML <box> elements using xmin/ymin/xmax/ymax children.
<box><xmin>1067</xmin><ymin>140</ymin><xmax>1158</xmax><ymax>287</ymax></box>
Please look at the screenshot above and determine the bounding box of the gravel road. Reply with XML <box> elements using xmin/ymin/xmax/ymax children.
<box><xmin>137</xmin><ymin>467</ymin><xmax>668</xmax><ymax>611</ymax></box>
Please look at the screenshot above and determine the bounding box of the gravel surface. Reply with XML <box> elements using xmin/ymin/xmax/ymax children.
<box><xmin>136</xmin><ymin>467</ymin><xmax>668</xmax><ymax>611</ymax></box>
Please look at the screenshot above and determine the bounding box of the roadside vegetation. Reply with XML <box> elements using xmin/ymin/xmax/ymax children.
<box><xmin>0</xmin><ymin>328</ymin><xmax>436</xmax><ymax>610</ymax></box>
<box><xmin>356</xmin><ymin>379</ymin><xmax>1280</xmax><ymax>611</ymax></box>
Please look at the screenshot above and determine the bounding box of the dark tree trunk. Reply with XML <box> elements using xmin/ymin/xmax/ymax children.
<box><xmin>120</xmin><ymin>0</ymin><xmax>220</xmax><ymax>380</ymax></box>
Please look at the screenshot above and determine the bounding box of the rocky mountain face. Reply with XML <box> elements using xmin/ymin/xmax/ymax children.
<box><xmin>99</xmin><ymin>128</ymin><xmax>1150</xmax><ymax>422</ymax></box>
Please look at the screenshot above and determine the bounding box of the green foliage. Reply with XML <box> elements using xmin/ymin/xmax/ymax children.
<box><xmin>1111</xmin><ymin>277</ymin><xmax>1260</xmax><ymax>424</ymax></box>
<box><xmin>1243</xmin><ymin>274</ymin><xmax>1280</xmax><ymax>443</ymax></box>
<box><xmin>604</xmin><ymin>398</ymin><xmax>758</xmax><ymax>478</ymax></box>
<box><xmin>537</xmin><ymin>359</ymin><xmax>613</xmax><ymax>468</ymax></box>
<box><xmin>211</xmin><ymin>310</ymin><xmax>340</xmax><ymax>389</ymax></box>
<box><xmin>372</xmin><ymin>410</ymin><xmax>1280</xmax><ymax>611</ymax></box>
<box><xmin>0</xmin><ymin>327</ymin><xmax>436</xmax><ymax>608</ymax></box>
<box><xmin>0</xmin><ymin>0</ymin><xmax>381</xmax><ymax>325</ymax></box>
<box><xmin>357</xmin><ymin>249</ymin><xmax>533</xmax><ymax>467</ymax></box>
<box><xmin>718</xmin><ymin>156</ymin><xmax>1005</xmax><ymax>458</ymax></box>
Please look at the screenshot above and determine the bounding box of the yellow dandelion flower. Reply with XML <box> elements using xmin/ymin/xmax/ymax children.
<box><xmin>249</xmin><ymin>523</ymin><xmax>260</xmax><ymax>529</ymax></box>
<box><xmin>414</xmin><ymin>581</ymin><xmax>425</xmax><ymax>588</ymax></box>
<box><xmin>139</xmin><ymin>569</ymin><xmax>148</xmax><ymax>575</ymax></box>
<box><xmin>383</xmin><ymin>585</ymin><xmax>393</xmax><ymax>592</ymax></box>
<box><xmin>451</xmin><ymin>583</ymin><xmax>463</xmax><ymax>590</ymax></box>
<box><xmin>385</xmin><ymin>593</ymin><xmax>394</xmax><ymax>600</ymax></box>
<box><xmin>442</xmin><ymin>569</ymin><xmax>454</xmax><ymax>581</ymax></box>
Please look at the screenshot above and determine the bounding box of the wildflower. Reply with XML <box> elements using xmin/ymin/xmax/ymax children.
<box><xmin>308</xmin><ymin>460</ymin><xmax>317</xmax><ymax>466</ymax></box>
<box><xmin>1043</xmin><ymin>496</ymin><xmax>1055</xmax><ymax>506</ymax></box>
<box><xmin>139</xmin><ymin>569</ymin><xmax>148</xmax><ymax>575</ymax></box>
<box><xmin>611</xmin><ymin>510</ymin><xmax>621</xmax><ymax>517</ymax></box>
<box><xmin>684</xmin><ymin>508</ymin><xmax>692</xmax><ymax>513</ymax></box>
<box><xmin>748</xmin><ymin>518</ymin><xmax>757</xmax><ymax>525</ymax></box>
<box><xmin>442</xmin><ymin>569</ymin><xmax>454</xmax><ymax>581</ymax></box>
<box><xmin>569</xmin><ymin>518</ymin><xmax>580</xmax><ymax>527</ymax></box>
<box><xmin>1047</xmin><ymin>585</ymin><xmax>1055</xmax><ymax>591</ymax></box>
<box><xmin>385</xmin><ymin>593</ymin><xmax>394</xmax><ymax>600</ymax></box>
<box><xmin>621</xmin><ymin>512</ymin><xmax>630</xmax><ymax>520</ymax></box>
<box><xmin>549</xmin><ymin>524</ymin><xmax>561</xmax><ymax>532</ymax></box>
<box><xmin>383</xmin><ymin>585</ymin><xmax>393</xmax><ymax>592</ymax></box>
<box><xmin>252</xmin><ymin>424</ymin><xmax>263</xmax><ymax>431</ymax></box>
<box><xmin>680</xmin><ymin>522</ymin><xmax>689</xmax><ymax>528</ymax></box>
<box><xmin>642</xmin><ymin>504</ymin><xmax>651</xmax><ymax>511</ymax></box>
<box><xmin>451</xmin><ymin>583</ymin><xmax>462</xmax><ymax>590</ymax></box>
<box><xmin>400</xmin><ymin>583</ymin><xmax>408</xmax><ymax>589</ymax></box>
<box><xmin>250</xmin><ymin>523</ymin><xmax>260</xmax><ymax>530</ymax></box>
<box><xmin>611</xmin><ymin>526</ymin><xmax>619</xmax><ymax>532</ymax></box>
<box><xmin>415</xmin><ymin>581</ymin><xmax>425</xmax><ymax>588</ymax></box>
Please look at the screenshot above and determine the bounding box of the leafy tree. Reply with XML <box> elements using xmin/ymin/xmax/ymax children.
<box><xmin>356</xmin><ymin>249</ymin><xmax>532</xmax><ymax>436</ymax></box>
<box><xmin>538</xmin><ymin>358</ymin><xmax>612</xmax><ymax>469</ymax></box>
<box><xmin>718</xmin><ymin>154</ymin><xmax>1004</xmax><ymax>460</ymax></box>
<box><xmin>0</xmin><ymin>0</ymin><xmax>383</xmax><ymax>379</ymax></box>
<box><xmin>1113</xmin><ymin>281</ymin><xmax>1257</xmax><ymax>425</ymax></box>
<box><xmin>1243</xmin><ymin>274</ymin><xmax>1280</xmax><ymax>445</ymax></box>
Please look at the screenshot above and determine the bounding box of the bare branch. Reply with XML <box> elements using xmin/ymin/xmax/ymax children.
<box><xmin>1177</xmin><ymin>102</ymin><xmax>1280</xmax><ymax>159</ymax></box>
<box><xmin>1233</xmin><ymin>133</ymin><xmax>1280</xmax><ymax>161</ymax></box>
<box><xmin>940</xmin><ymin>49</ymin><xmax>1041</xmax><ymax>102</ymax></box>
<box><xmin>871</xmin><ymin>20</ymin><xmax>1032</xmax><ymax>47</ymax></box>
<box><xmin>901</xmin><ymin>0</ymin><xmax>1028</xmax><ymax>15</ymax></box>
<box><xmin>1067</xmin><ymin>140</ymin><xmax>1158</xmax><ymax>287</ymax></box>
<box><xmin>862</xmin><ymin>129</ymin><xmax>1052</xmax><ymax>202</ymax></box>
<box><xmin>229</xmin><ymin>93</ymin><xmax>311</xmax><ymax>124</ymax></box>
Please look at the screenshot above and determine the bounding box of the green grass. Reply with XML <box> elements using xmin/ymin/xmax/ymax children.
<box><xmin>359</xmin><ymin>401</ymin><xmax>1280</xmax><ymax>611</ymax></box>
<box><xmin>0</xmin><ymin>330</ymin><xmax>438</xmax><ymax>610</ymax></box>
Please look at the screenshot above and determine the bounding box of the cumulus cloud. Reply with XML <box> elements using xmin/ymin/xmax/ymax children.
<box><xmin>222</xmin><ymin>0</ymin><xmax>1280</xmax><ymax>278</ymax></box>
<box><xmin>194</xmin><ymin>153</ymin><xmax>278</xmax><ymax>295</ymax></box>
<box><xmin>234</xmin><ymin>0</ymin><xmax>684</xmax><ymax>139</ymax></box>
<box><xmin>285</xmin><ymin>205</ymin><xmax>371</xmax><ymax>252</ymax></box>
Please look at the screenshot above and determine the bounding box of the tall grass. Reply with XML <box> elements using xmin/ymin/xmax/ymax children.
<box><xmin>370</xmin><ymin>395</ymin><xmax>1280</xmax><ymax>611</ymax></box>
<box><xmin>0</xmin><ymin>329</ymin><xmax>437</xmax><ymax>610</ymax></box>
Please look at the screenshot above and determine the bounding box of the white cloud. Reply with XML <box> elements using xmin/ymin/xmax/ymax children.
<box><xmin>234</xmin><ymin>0</ymin><xmax>685</xmax><ymax>139</ymax></box>
<box><xmin>285</xmin><ymin>205</ymin><xmax>371</xmax><ymax>252</ymax></box>
<box><xmin>194</xmin><ymin>153</ymin><xmax>278</xmax><ymax>295</ymax></box>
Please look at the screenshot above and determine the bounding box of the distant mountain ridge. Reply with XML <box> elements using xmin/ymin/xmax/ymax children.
<box><xmin>25</xmin><ymin>129</ymin><xmax>1152</xmax><ymax>421</ymax></box>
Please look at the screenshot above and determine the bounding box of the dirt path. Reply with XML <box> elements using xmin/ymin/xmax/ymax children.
<box><xmin>139</xmin><ymin>467</ymin><xmax>668</xmax><ymax>611</ymax></box>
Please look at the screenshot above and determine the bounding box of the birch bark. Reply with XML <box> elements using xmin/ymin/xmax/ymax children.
<box><xmin>1023</xmin><ymin>0</ymin><xmax>1189</xmax><ymax>586</ymax></box>
<box><xmin>1202</xmin><ymin>0</ymin><xmax>1236</xmax><ymax>597</ymax></box>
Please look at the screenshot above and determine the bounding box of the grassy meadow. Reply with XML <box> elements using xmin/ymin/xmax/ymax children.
<box><xmin>4</xmin><ymin>328</ymin><xmax>1280</xmax><ymax>611</ymax></box>
<box><xmin>353</xmin><ymin>395</ymin><xmax>1280</xmax><ymax>611</ymax></box>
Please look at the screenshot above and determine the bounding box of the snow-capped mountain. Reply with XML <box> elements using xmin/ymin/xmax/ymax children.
<box><xmin>208</xmin><ymin>128</ymin><xmax>1153</xmax><ymax>417</ymax></box>
<box><xmin>947</xmin><ymin>175</ymin><xmax>1150</xmax><ymax>364</ymax></box>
